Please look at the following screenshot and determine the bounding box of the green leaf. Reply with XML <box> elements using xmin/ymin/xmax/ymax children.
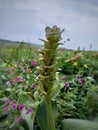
<box><xmin>37</xmin><ymin>97</ymin><xmax>57</xmax><ymax>130</ymax></box>
<box><xmin>61</xmin><ymin>119</ymin><xmax>98</xmax><ymax>130</ymax></box>
<box><xmin>18</xmin><ymin>93</ymin><xmax>33</xmax><ymax>105</ymax></box>
<box><xmin>45</xmin><ymin>26</ymin><xmax>51</xmax><ymax>34</ymax></box>
<box><xmin>51</xmin><ymin>100</ymin><xmax>58</xmax><ymax>120</ymax></box>
<box><xmin>50</xmin><ymin>85</ymin><xmax>61</xmax><ymax>99</ymax></box>
<box><xmin>36</xmin><ymin>98</ymin><xmax>50</xmax><ymax>130</ymax></box>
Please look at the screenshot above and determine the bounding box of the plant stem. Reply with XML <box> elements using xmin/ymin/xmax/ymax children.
<box><xmin>45</xmin><ymin>95</ymin><xmax>56</xmax><ymax>130</ymax></box>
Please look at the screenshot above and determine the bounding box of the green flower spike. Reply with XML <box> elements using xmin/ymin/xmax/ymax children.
<box><xmin>37</xmin><ymin>25</ymin><xmax>64</xmax><ymax>130</ymax></box>
<box><xmin>38</xmin><ymin>25</ymin><xmax>64</xmax><ymax>94</ymax></box>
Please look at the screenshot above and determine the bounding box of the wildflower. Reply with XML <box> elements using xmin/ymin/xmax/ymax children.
<box><xmin>31</xmin><ymin>61</ymin><xmax>37</xmax><ymax>67</ymax></box>
<box><xmin>78</xmin><ymin>78</ymin><xmax>85</xmax><ymax>85</ymax></box>
<box><xmin>61</xmin><ymin>76</ymin><xmax>66</xmax><ymax>80</ymax></box>
<box><xmin>4</xmin><ymin>105</ymin><xmax>9</xmax><ymax>113</ymax></box>
<box><xmin>18</xmin><ymin>116</ymin><xmax>23</xmax><ymax>123</ymax></box>
<box><xmin>5</xmin><ymin>81</ymin><xmax>11</xmax><ymax>86</ymax></box>
<box><xmin>76</xmin><ymin>75</ymin><xmax>85</xmax><ymax>85</ymax></box>
<box><xmin>4</xmin><ymin>67</ymin><xmax>9</xmax><ymax>71</ymax></box>
<box><xmin>26</xmin><ymin>108</ymin><xmax>32</xmax><ymax>115</ymax></box>
<box><xmin>12</xmin><ymin>77</ymin><xmax>19</xmax><ymax>84</ymax></box>
<box><xmin>5</xmin><ymin>99</ymin><xmax>10</xmax><ymax>105</ymax></box>
<box><xmin>34</xmin><ymin>84</ymin><xmax>39</xmax><ymax>89</ymax></box>
<box><xmin>12</xmin><ymin>77</ymin><xmax>25</xmax><ymax>85</ymax></box>
<box><xmin>64</xmin><ymin>82</ymin><xmax>70</xmax><ymax>88</ymax></box>
<box><xmin>19</xmin><ymin>105</ymin><xmax>25</xmax><ymax>111</ymax></box>
<box><xmin>73</xmin><ymin>62</ymin><xmax>78</xmax><ymax>66</ymax></box>
<box><xmin>14</xmin><ymin>64</ymin><xmax>17</xmax><ymax>67</ymax></box>
<box><xmin>83</xmin><ymin>64</ymin><xmax>88</xmax><ymax>68</ymax></box>
<box><xmin>10</xmin><ymin>67</ymin><xmax>15</xmax><ymax>71</ymax></box>
<box><xmin>12</xmin><ymin>103</ymin><xmax>17</xmax><ymax>110</ymax></box>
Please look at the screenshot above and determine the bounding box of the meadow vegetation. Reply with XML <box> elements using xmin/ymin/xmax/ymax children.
<box><xmin>0</xmin><ymin>28</ymin><xmax>98</xmax><ymax>130</ymax></box>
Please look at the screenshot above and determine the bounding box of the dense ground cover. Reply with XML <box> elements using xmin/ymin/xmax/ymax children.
<box><xmin>0</xmin><ymin>42</ymin><xmax>98</xmax><ymax>130</ymax></box>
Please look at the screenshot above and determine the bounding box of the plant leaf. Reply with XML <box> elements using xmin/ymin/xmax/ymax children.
<box><xmin>61</xmin><ymin>119</ymin><xmax>98</xmax><ymax>130</ymax></box>
<box><xmin>36</xmin><ymin>98</ymin><xmax>50</xmax><ymax>130</ymax></box>
<box><xmin>18</xmin><ymin>93</ymin><xmax>33</xmax><ymax>105</ymax></box>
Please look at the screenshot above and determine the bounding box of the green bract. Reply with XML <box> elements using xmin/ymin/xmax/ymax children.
<box><xmin>45</xmin><ymin>25</ymin><xmax>64</xmax><ymax>43</ymax></box>
<box><xmin>38</xmin><ymin>25</ymin><xmax>64</xmax><ymax>94</ymax></box>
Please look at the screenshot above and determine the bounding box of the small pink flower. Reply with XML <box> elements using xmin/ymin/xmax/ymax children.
<box><xmin>26</xmin><ymin>108</ymin><xmax>32</xmax><ymax>115</ymax></box>
<box><xmin>12</xmin><ymin>103</ymin><xmax>17</xmax><ymax>110</ymax></box>
<box><xmin>18</xmin><ymin>116</ymin><xmax>23</xmax><ymax>122</ymax></box>
<box><xmin>4</xmin><ymin>67</ymin><xmax>9</xmax><ymax>71</ymax></box>
<box><xmin>10</xmin><ymin>67</ymin><xmax>15</xmax><ymax>71</ymax></box>
<box><xmin>31</xmin><ymin>61</ymin><xmax>37</xmax><ymax>67</ymax></box>
<box><xmin>78</xmin><ymin>78</ymin><xmax>85</xmax><ymax>85</ymax></box>
<box><xmin>12</xmin><ymin>77</ymin><xmax>25</xmax><ymax>85</ymax></box>
<box><xmin>5</xmin><ymin>99</ymin><xmax>10</xmax><ymax>105</ymax></box>
<box><xmin>64</xmin><ymin>82</ymin><xmax>70</xmax><ymax>88</ymax></box>
<box><xmin>34</xmin><ymin>84</ymin><xmax>38</xmax><ymax>89</ymax></box>
<box><xmin>61</xmin><ymin>76</ymin><xmax>66</xmax><ymax>80</ymax></box>
<box><xmin>5</xmin><ymin>81</ymin><xmax>11</xmax><ymax>86</ymax></box>
<box><xmin>19</xmin><ymin>105</ymin><xmax>25</xmax><ymax>111</ymax></box>
<box><xmin>4</xmin><ymin>105</ymin><xmax>9</xmax><ymax>113</ymax></box>
<box><xmin>12</xmin><ymin>77</ymin><xmax>19</xmax><ymax>84</ymax></box>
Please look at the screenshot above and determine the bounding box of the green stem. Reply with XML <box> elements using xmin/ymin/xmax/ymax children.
<box><xmin>45</xmin><ymin>95</ymin><xmax>56</xmax><ymax>130</ymax></box>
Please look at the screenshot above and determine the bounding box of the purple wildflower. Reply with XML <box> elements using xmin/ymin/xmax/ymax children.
<box><xmin>4</xmin><ymin>67</ymin><xmax>8</xmax><ymax>71</ymax></box>
<box><xmin>19</xmin><ymin>105</ymin><xmax>25</xmax><ymax>111</ymax></box>
<box><xmin>4</xmin><ymin>105</ymin><xmax>9</xmax><ymax>113</ymax></box>
<box><xmin>5</xmin><ymin>99</ymin><xmax>10</xmax><ymax>105</ymax></box>
<box><xmin>34</xmin><ymin>84</ymin><xmax>38</xmax><ymax>89</ymax></box>
<box><xmin>5</xmin><ymin>81</ymin><xmax>11</xmax><ymax>86</ymax></box>
<box><xmin>31</xmin><ymin>61</ymin><xmax>37</xmax><ymax>67</ymax></box>
<box><xmin>18</xmin><ymin>116</ymin><xmax>23</xmax><ymax>123</ymax></box>
<box><xmin>64</xmin><ymin>82</ymin><xmax>70</xmax><ymax>88</ymax></box>
<box><xmin>61</xmin><ymin>76</ymin><xmax>66</xmax><ymax>80</ymax></box>
<box><xmin>26</xmin><ymin>108</ymin><xmax>32</xmax><ymax>115</ymax></box>
<box><xmin>12</xmin><ymin>77</ymin><xmax>19</xmax><ymax>84</ymax></box>
<box><xmin>78</xmin><ymin>78</ymin><xmax>85</xmax><ymax>85</ymax></box>
<box><xmin>12</xmin><ymin>77</ymin><xmax>25</xmax><ymax>85</ymax></box>
<box><xmin>10</xmin><ymin>67</ymin><xmax>15</xmax><ymax>71</ymax></box>
<box><xmin>76</xmin><ymin>75</ymin><xmax>85</xmax><ymax>85</ymax></box>
<box><xmin>12</xmin><ymin>103</ymin><xmax>17</xmax><ymax>110</ymax></box>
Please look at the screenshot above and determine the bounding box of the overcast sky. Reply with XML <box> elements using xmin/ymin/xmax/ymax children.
<box><xmin>0</xmin><ymin>0</ymin><xmax>98</xmax><ymax>50</ymax></box>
